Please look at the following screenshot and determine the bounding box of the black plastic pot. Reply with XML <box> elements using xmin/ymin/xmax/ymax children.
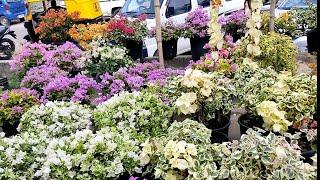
<box><xmin>210</xmin><ymin>114</ymin><xmax>231</xmax><ymax>136</ymax></box>
<box><xmin>0</xmin><ymin>77</ymin><xmax>9</xmax><ymax>90</ymax></box>
<box><xmin>190</xmin><ymin>36</ymin><xmax>209</xmax><ymax>61</ymax></box>
<box><xmin>2</xmin><ymin>121</ymin><xmax>19</xmax><ymax>137</ymax></box>
<box><xmin>162</xmin><ymin>39</ymin><xmax>177</xmax><ymax>60</ymax></box>
<box><xmin>301</xmin><ymin>150</ymin><xmax>316</xmax><ymax>165</ymax></box>
<box><xmin>307</xmin><ymin>29</ymin><xmax>318</xmax><ymax>53</ymax></box>
<box><xmin>125</xmin><ymin>40</ymin><xmax>143</xmax><ymax>61</ymax></box>
<box><xmin>211</xmin><ymin>131</ymin><xmax>229</xmax><ymax>143</ymax></box>
<box><xmin>238</xmin><ymin>113</ymin><xmax>263</xmax><ymax>135</ymax></box>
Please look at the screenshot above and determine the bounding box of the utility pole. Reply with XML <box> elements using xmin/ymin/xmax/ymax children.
<box><xmin>154</xmin><ymin>0</ymin><xmax>164</xmax><ymax>68</ymax></box>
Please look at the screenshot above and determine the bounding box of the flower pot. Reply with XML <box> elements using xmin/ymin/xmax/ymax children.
<box><xmin>190</xmin><ymin>36</ymin><xmax>209</xmax><ymax>61</ymax></box>
<box><xmin>162</xmin><ymin>39</ymin><xmax>177</xmax><ymax>60</ymax></box>
<box><xmin>301</xmin><ymin>150</ymin><xmax>316</xmax><ymax>165</ymax></box>
<box><xmin>210</xmin><ymin>113</ymin><xmax>231</xmax><ymax>136</ymax></box>
<box><xmin>2</xmin><ymin>121</ymin><xmax>19</xmax><ymax>137</ymax></box>
<box><xmin>125</xmin><ymin>40</ymin><xmax>143</xmax><ymax>61</ymax></box>
<box><xmin>0</xmin><ymin>77</ymin><xmax>9</xmax><ymax>90</ymax></box>
<box><xmin>307</xmin><ymin>29</ymin><xmax>318</xmax><ymax>53</ymax></box>
<box><xmin>211</xmin><ymin>131</ymin><xmax>229</xmax><ymax>143</ymax></box>
<box><xmin>238</xmin><ymin>113</ymin><xmax>263</xmax><ymax>135</ymax></box>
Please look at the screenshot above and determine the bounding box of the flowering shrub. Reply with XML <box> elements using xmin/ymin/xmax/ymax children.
<box><xmin>84</xmin><ymin>39</ymin><xmax>133</xmax><ymax>78</ymax></box>
<box><xmin>218</xmin><ymin>10</ymin><xmax>247</xmax><ymax>41</ymax></box>
<box><xmin>261</xmin><ymin>12</ymin><xmax>297</xmax><ymax>37</ymax></box>
<box><xmin>42</xmin><ymin>74</ymin><xmax>101</xmax><ymax>105</ymax></box>
<box><xmin>107</xmin><ymin>15</ymin><xmax>148</xmax><ymax>42</ymax></box>
<box><xmin>37</xmin><ymin>128</ymin><xmax>141</xmax><ymax>179</ymax></box>
<box><xmin>68</xmin><ymin>23</ymin><xmax>109</xmax><ymax>49</ymax></box>
<box><xmin>21</xmin><ymin>65</ymin><xmax>68</xmax><ymax>92</ymax></box>
<box><xmin>0</xmin><ymin>128</ymin><xmax>141</xmax><ymax>179</ymax></box>
<box><xmin>18</xmin><ymin>101</ymin><xmax>92</xmax><ymax>138</ymax></box>
<box><xmin>257</xmin><ymin>32</ymin><xmax>297</xmax><ymax>73</ymax></box>
<box><xmin>10</xmin><ymin>42</ymin><xmax>84</xmax><ymax>79</ymax></box>
<box><xmin>149</xmin><ymin>20</ymin><xmax>184</xmax><ymax>41</ymax></box>
<box><xmin>35</xmin><ymin>9</ymin><xmax>79</xmax><ymax>42</ymax></box>
<box><xmin>0</xmin><ymin>88</ymin><xmax>39</xmax><ymax>126</ymax></box>
<box><xmin>256</xmin><ymin>101</ymin><xmax>292</xmax><ymax>133</ymax></box>
<box><xmin>183</xmin><ymin>6</ymin><xmax>210</xmax><ymax>38</ymax></box>
<box><xmin>175</xmin><ymin>69</ymin><xmax>235</xmax><ymax>121</ymax></box>
<box><xmin>291</xmin><ymin>4</ymin><xmax>317</xmax><ymax>34</ymax></box>
<box><xmin>93</xmin><ymin>91</ymin><xmax>173</xmax><ymax>142</ymax></box>
<box><xmin>139</xmin><ymin>119</ymin><xmax>219</xmax><ymax>179</ymax></box>
<box><xmin>213</xmin><ymin>128</ymin><xmax>317</xmax><ymax>179</ymax></box>
<box><xmin>267</xmin><ymin>73</ymin><xmax>317</xmax><ymax>122</ymax></box>
<box><xmin>10</xmin><ymin>42</ymin><xmax>51</xmax><ymax>78</ymax></box>
<box><xmin>97</xmin><ymin>61</ymin><xmax>183</xmax><ymax>102</ymax></box>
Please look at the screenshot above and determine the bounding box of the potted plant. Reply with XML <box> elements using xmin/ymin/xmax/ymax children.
<box><xmin>291</xmin><ymin>4</ymin><xmax>317</xmax><ymax>53</ymax></box>
<box><xmin>292</xmin><ymin>117</ymin><xmax>317</xmax><ymax>164</ymax></box>
<box><xmin>35</xmin><ymin>9</ymin><xmax>80</xmax><ymax>44</ymax></box>
<box><xmin>149</xmin><ymin>20</ymin><xmax>183</xmax><ymax>60</ymax></box>
<box><xmin>218</xmin><ymin>10</ymin><xmax>247</xmax><ymax>42</ymax></box>
<box><xmin>174</xmin><ymin>69</ymin><xmax>236</xmax><ymax>137</ymax></box>
<box><xmin>0</xmin><ymin>88</ymin><xmax>39</xmax><ymax>137</ymax></box>
<box><xmin>107</xmin><ymin>15</ymin><xmax>148</xmax><ymax>61</ymax></box>
<box><xmin>184</xmin><ymin>6</ymin><xmax>210</xmax><ymax>61</ymax></box>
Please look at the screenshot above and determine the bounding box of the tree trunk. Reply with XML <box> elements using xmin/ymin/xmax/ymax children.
<box><xmin>154</xmin><ymin>0</ymin><xmax>165</xmax><ymax>68</ymax></box>
<box><xmin>269</xmin><ymin>0</ymin><xmax>276</xmax><ymax>32</ymax></box>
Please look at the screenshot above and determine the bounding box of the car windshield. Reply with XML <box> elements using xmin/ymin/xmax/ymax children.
<box><xmin>120</xmin><ymin>0</ymin><xmax>164</xmax><ymax>18</ymax></box>
<box><xmin>278</xmin><ymin>0</ymin><xmax>316</xmax><ymax>10</ymax></box>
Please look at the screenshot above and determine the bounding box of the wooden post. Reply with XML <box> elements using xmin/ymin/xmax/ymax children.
<box><xmin>154</xmin><ymin>0</ymin><xmax>165</xmax><ymax>68</ymax></box>
<box><xmin>269</xmin><ymin>0</ymin><xmax>276</xmax><ymax>32</ymax></box>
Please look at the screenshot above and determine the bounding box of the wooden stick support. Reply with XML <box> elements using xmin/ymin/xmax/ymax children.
<box><xmin>154</xmin><ymin>0</ymin><xmax>165</xmax><ymax>68</ymax></box>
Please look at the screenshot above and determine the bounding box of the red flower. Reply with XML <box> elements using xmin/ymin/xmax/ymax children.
<box><xmin>123</xmin><ymin>27</ymin><xmax>135</xmax><ymax>35</ymax></box>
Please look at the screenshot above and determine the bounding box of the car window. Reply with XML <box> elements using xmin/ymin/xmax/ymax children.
<box><xmin>166</xmin><ymin>0</ymin><xmax>191</xmax><ymax>17</ymax></box>
<box><xmin>197</xmin><ymin>0</ymin><xmax>210</xmax><ymax>7</ymax></box>
<box><xmin>279</xmin><ymin>0</ymin><xmax>316</xmax><ymax>9</ymax></box>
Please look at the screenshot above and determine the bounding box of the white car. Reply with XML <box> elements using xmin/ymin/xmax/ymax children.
<box><xmin>261</xmin><ymin>0</ymin><xmax>316</xmax><ymax>17</ymax></box>
<box><xmin>99</xmin><ymin>0</ymin><xmax>126</xmax><ymax>17</ymax></box>
<box><xmin>59</xmin><ymin>0</ymin><xmax>125</xmax><ymax>17</ymax></box>
<box><xmin>119</xmin><ymin>0</ymin><xmax>245</xmax><ymax>57</ymax></box>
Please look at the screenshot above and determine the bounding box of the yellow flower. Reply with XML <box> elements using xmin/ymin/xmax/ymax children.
<box><xmin>247</xmin><ymin>44</ymin><xmax>261</xmax><ymax>56</ymax></box>
<box><xmin>186</xmin><ymin>143</ymin><xmax>197</xmax><ymax>156</ymax></box>
<box><xmin>139</xmin><ymin>152</ymin><xmax>150</xmax><ymax>166</ymax></box>
<box><xmin>176</xmin><ymin>92</ymin><xmax>198</xmax><ymax>115</ymax></box>
<box><xmin>169</xmin><ymin>158</ymin><xmax>189</xmax><ymax>170</ymax></box>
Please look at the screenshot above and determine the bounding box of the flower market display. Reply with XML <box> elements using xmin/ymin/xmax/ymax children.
<box><xmin>0</xmin><ymin>0</ymin><xmax>317</xmax><ymax>179</ymax></box>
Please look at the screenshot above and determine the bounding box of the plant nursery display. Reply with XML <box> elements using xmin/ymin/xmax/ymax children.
<box><xmin>0</xmin><ymin>0</ymin><xmax>318</xmax><ymax>178</ymax></box>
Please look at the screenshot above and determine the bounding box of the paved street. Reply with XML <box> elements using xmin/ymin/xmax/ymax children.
<box><xmin>9</xmin><ymin>22</ymin><xmax>28</xmax><ymax>56</ymax></box>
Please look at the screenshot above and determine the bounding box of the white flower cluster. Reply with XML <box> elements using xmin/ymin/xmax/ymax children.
<box><xmin>94</xmin><ymin>91</ymin><xmax>173</xmax><ymax>143</ymax></box>
<box><xmin>18</xmin><ymin>101</ymin><xmax>92</xmax><ymax>138</ymax></box>
<box><xmin>0</xmin><ymin>127</ymin><xmax>141</xmax><ymax>179</ymax></box>
<box><xmin>208</xmin><ymin>0</ymin><xmax>224</xmax><ymax>60</ymax></box>
<box><xmin>100</xmin><ymin>46</ymin><xmax>127</xmax><ymax>60</ymax></box>
<box><xmin>245</xmin><ymin>0</ymin><xmax>263</xmax><ymax>57</ymax></box>
<box><xmin>175</xmin><ymin>69</ymin><xmax>235</xmax><ymax>117</ymax></box>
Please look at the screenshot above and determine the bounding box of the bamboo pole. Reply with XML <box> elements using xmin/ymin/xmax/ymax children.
<box><xmin>154</xmin><ymin>0</ymin><xmax>165</xmax><ymax>68</ymax></box>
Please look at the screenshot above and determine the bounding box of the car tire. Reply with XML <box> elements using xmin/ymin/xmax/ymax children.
<box><xmin>0</xmin><ymin>16</ymin><xmax>10</xmax><ymax>26</ymax></box>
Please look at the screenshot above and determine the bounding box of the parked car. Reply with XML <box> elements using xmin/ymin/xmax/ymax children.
<box><xmin>119</xmin><ymin>0</ymin><xmax>244</xmax><ymax>57</ymax></box>
<box><xmin>0</xmin><ymin>0</ymin><xmax>25</xmax><ymax>26</ymax></box>
<box><xmin>261</xmin><ymin>0</ymin><xmax>317</xmax><ymax>17</ymax></box>
<box><xmin>100</xmin><ymin>0</ymin><xmax>125</xmax><ymax>17</ymax></box>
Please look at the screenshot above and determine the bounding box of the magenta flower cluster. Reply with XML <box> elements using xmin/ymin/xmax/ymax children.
<box><xmin>42</xmin><ymin>74</ymin><xmax>101</xmax><ymax>104</ymax></box>
<box><xmin>21</xmin><ymin>65</ymin><xmax>68</xmax><ymax>92</ymax></box>
<box><xmin>218</xmin><ymin>10</ymin><xmax>247</xmax><ymax>26</ymax></box>
<box><xmin>184</xmin><ymin>6</ymin><xmax>210</xmax><ymax>38</ymax></box>
<box><xmin>10</xmin><ymin>41</ymin><xmax>83</xmax><ymax>76</ymax></box>
<box><xmin>96</xmin><ymin>61</ymin><xmax>184</xmax><ymax>104</ymax></box>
